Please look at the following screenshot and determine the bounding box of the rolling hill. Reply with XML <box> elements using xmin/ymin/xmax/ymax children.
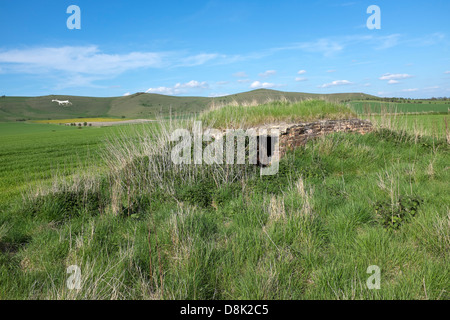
<box><xmin>0</xmin><ymin>89</ymin><xmax>376</xmax><ymax>122</ymax></box>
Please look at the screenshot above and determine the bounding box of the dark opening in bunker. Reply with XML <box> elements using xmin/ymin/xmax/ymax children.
<box><xmin>257</xmin><ymin>135</ymin><xmax>274</xmax><ymax>166</ymax></box>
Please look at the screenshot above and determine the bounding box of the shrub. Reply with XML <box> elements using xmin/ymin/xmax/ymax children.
<box><xmin>176</xmin><ymin>179</ymin><xmax>215</xmax><ymax>208</ymax></box>
<box><xmin>24</xmin><ymin>190</ymin><xmax>104</xmax><ymax>223</ymax></box>
<box><xmin>374</xmin><ymin>195</ymin><xmax>423</xmax><ymax>230</ymax></box>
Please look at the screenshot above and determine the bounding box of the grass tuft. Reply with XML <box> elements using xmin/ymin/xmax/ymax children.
<box><xmin>200</xmin><ymin>99</ymin><xmax>356</xmax><ymax>128</ymax></box>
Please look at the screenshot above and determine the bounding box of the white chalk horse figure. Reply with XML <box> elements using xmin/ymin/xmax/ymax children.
<box><xmin>52</xmin><ymin>99</ymin><xmax>72</xmax><ymax>106</ymax></box>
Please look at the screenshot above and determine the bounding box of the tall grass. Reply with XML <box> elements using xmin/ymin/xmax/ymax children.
<box><xmin>200</xmin><ymin>99</ymin><xmax>356</xmax><ymax>128</ymax></box>
<box><xmin>101</xmin><ymin>119</ymin><xmax>258</xmax><ymax>215</ymax></box>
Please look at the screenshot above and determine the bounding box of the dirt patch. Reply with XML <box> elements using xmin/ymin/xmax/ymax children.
<box><xmin>0</xmin><ymin>242</ymin><xmax>20</xmax><ymax>255</ymax></box>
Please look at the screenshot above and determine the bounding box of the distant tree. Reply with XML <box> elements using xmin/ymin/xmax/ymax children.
<box><xmin>83</xmin><ymin>122</ymin><xmax>87</xmax><ymax>126</ymax></box>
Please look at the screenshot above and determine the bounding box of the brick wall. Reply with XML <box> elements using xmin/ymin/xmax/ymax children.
<box><xmin>258</xmin><ymin>119</ymin><xmax>373</xmax><ymax>158</ymax></box>
<box><xmin>280</xmin><ymin>119</ymin><xmax>372</xmax><ymax>156</ymax></box>
<box><xmin>211</xmin><ymin>118</ymin><xmax>373</xmax><ymax>162</ymax></box>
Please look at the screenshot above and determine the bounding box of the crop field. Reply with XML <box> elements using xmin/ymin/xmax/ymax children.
<box><xmin>0</xmin><ymin>100</ymin><xmax>448</xmax><ymax>300</ymax></box>
<box><xmin>0</xmin><ymin>122</ymin><xmax>153</xmax><ymax>206</ymax></box>
<box><xmin>366</xmin><ymin>113</ymin><xmax>449</xmax><ymax>138</ymax></box>
<box><xmin>349</xmin><ymin>100</ymin><xmax>450</xmax><ymax>115</ymax></box>
<box><xmin>31</xmin><ymin>118</ymin><xmax>130</xmax><ymax>124</ymax></box>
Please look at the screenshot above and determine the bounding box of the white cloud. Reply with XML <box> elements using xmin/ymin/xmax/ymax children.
<box><xmin>250</xmin><ymin>81</ymin><xmax>276</xmax><ymax>89</ymax></box>
<box><xmin>146</xmin><ymin>87</ymin><xmax>178</xmax><ymax>95</ymax></box>
<box><xmin>146</xmin><ymin>80</ymin><xmax>209</xmax><ymax>95</ymax></box>
<box><xmin>297</xmin><ymin>70</ymin><xmax>306</xmax><ymax>75</ymax></box>
<box><xmin>445</xmin><ymin>71</ymin><xmax>450</xmax><ymax>74</ymax></box>
<box><xmin>295</xmin><ymin>77</ymin><xmax>308</xmax><ymax>82</ymax></box>
<box><xmin>174</xmin><ymin>80</ymin><xmax>208</xmax><ymax>89</ymax></box>
<box><xmin>216</xmin><ymin>81</ymin><xmax>229</xmax><ymax>85</ymax></box>
<box><xmin>249</xmin><ymin>34</ymin><xmax>419</xmax><ymax>61</ymax></box>
<box><xmin>233</xmin><ymin>71</ymin><xmax>248</xmax><ymax>77</ymax></box>
<box><xmin>376</xmin><ymin>34</ymin><xmax>401</xmax><ymax>50</ymax></box>
<box><xmin>0</xmin><ymin>46</ymin><xmax>223</xmax><ymax>88</ymax></box>
<box><xmin>405</xmin><ymin>32</ymin><xmax>445</xmax><ymax>47</ymax></box>
<box><xmin>379</xmin><ymin>73</ymin><xmax>413</xmax><ymax>81</ymax></box>
<box><xmin>402</xmin><ymin>88</ymin><xmax>418</xmax><ymax>92</ymax></box>
<box><xmin>0</xmin><ymin>46</ymin><xmax>167</xmax><ymax>76</ymax></box>
<box><xmin>237</xmin><ymin>79</ymin><xmax>250</xmax><ymax>83</ymax></box>
<box><xmin>209</xmin><ymin>93</ymin><xmax>229</xmax><ymax>97</ymax></box>
<box><xmin>388</xmin><ymin>80</ymin><xmax>399</xmax><ymax>84</ymax></box>
<box><xmin>179</xmin><ymin>53</ymin><xmax>219</xmax><ymax>67</ymax></box>
<box><xmin>295</xmin><ymin>38</ymin><xmax>344</xmax><ymax>57</ymax></box>
<box><xmin>258</xmin><ymin>70</ymin><xmax>276</xmax><ymax>77</ymax></box>
<box><xmin>326</xmin><ymin>69</ymin><xmax>336</xmax><ymax>73</ymax></box>
<box><xmin>123</xmin><ymin>92</ymin><xmax>131</xmax><ymax>96</ymax></box>
<box><xmin>318</xmin><ymin>80</ymin><xmax>352</xmax><ymax>88</ymax></box>
<box><xmin>53</xmin><ymin>74</ymin><xmax>106</xmax><ymax>90</ymax></box>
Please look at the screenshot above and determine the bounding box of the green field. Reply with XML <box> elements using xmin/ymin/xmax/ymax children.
<box><xmin>350</xmin><ymin>100</ymin><xmax>450</xmax><ymax>115</ymax></box>
<box><xmin>0</xmin><ymin>122</ymin><xmax>153</xmax><ymax>206</ymax></box>
<box><xmin>367</xmin><ymin>114</ymin><xmax>449</xmax><ymax>138</ymax></box>
<box><xmin>0</xmin><ymin>100</ymin><xmax>448</xmax><ymax>300</ymax></box>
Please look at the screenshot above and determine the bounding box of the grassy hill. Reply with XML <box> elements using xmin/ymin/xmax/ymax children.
<box><xmin>0</xmin><ymin>89</ymin><xmax>376</xmax><ymax>122</ymax></box>
<box><xmin>0</xmin><ymin>95</ymin><xmax>115</xmax><ymax>122</ymax></box>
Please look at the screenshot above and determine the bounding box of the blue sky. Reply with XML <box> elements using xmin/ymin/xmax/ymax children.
<box><xmin>0</xmin><ymin>0</ymin><xmax>449</xmax><ymax>98</ymax></box>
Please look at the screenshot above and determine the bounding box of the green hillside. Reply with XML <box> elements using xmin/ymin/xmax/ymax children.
<box><xmin>0</xmin><ymin>89</ymin><xmax>376</xmax><ymax>122</ymax></box>
<box><xmin>216</xmin><ymin>89</ymin><xmax>374</xmax><ymax>104</ymax></box>
<box><xmin>108</xmin><ymin>92</ymin><xmax>212</xmax><ymax>119</ymax></box>
<box><xmin>0</xmin><ymin>95</ymin><xmax>115</xmax><ymax>122</ymax></box>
